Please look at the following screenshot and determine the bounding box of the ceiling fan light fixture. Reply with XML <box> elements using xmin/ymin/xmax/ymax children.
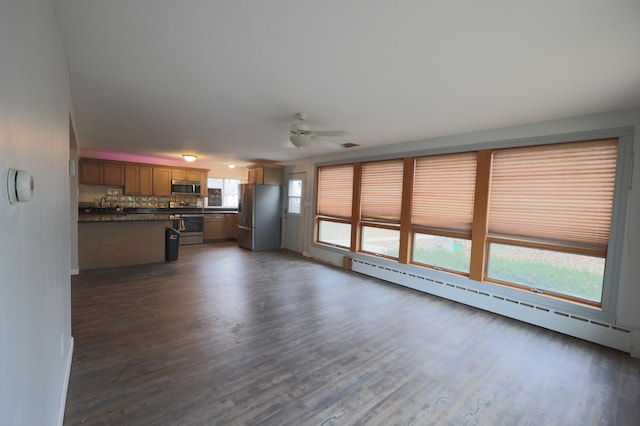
<box><xmin>290</xmin><ymin>134</ymin><xmax>312</xmax><ymax>148</ymax></box>
<box><xmin>182</xmin><ymin>154</ymin><xmax>197</xmax><ymax>162</ymax></box>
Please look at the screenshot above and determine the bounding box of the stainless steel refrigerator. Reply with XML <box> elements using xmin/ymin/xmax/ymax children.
<box><xmin>237</xmin><ymin>184</ymin><xmax>282</xmax><ymax>251</ymax></box>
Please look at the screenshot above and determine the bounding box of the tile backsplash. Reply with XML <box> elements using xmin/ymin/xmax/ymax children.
<box><xmin>78</xmin><ymin>185</ymin><xmax>203</xmax><ymax>208</ymax></box>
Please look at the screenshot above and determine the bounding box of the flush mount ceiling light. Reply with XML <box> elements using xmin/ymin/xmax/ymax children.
<box><xmin>227</xmin><ymin>163</ymin><xmax>236</xmax><ymax>169</ymax></box>
<box><xmin>182</xmin><ymin>154</ymin><xmax>197</xmax><ymax>162</ymax></box>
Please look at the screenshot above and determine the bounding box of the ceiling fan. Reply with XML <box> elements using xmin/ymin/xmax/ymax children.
<box><xmin>289</xmin><ymin>112</ymin><xmax>348</xmax><ymax>148</ymax></box>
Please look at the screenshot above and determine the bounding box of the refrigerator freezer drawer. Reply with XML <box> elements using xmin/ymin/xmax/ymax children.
<box><xmin>237</xmin><ymin>226</ymin><xmax>253</xmax><ymax>250</ymax></box>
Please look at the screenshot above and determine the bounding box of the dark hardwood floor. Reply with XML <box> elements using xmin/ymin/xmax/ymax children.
<box><xmin>64</xmin><ymin>242</ymin><xmax>640</xmax><ymax>425</ymax></box>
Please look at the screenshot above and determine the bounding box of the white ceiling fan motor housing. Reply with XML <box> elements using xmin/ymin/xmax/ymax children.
<box><xmin>290</xmin><ymin>134</ymin><xmax>313</xmax><ymax>148</ymax></box>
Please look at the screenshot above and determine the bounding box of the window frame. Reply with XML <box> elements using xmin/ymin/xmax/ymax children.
<box><xmin>313</xmin><ymin>127</ymin><xmax>632</xmax><ymax>322</ymax></box>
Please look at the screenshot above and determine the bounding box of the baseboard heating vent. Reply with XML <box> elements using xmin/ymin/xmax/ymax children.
<box><xmin>351</xmin><ymin>258</ymin><xmax>633</xmax><ymax>353</ymax></box>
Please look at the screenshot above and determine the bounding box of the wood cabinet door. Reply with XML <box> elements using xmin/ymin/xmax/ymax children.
<box><xmin>171</xmin><ymin>169</ymin><xmax>186</xmax><ymax>180</ymax></box>
<box><xmin>79</xmin><ymin>161</ymin><xmax>102</xmax><ymax>184</ymax></box>
<box><xmin>224</xmin><ymin>214</ymin><xmax>238</xmax><ymax>239</ymax></box>
<box><xmin>185</xmin><ymin>170</ymin><xmax>200</xmax><ymax>181</ymax></box>
<box><xmin>138</xmin><ymin>166</ymin><xmax>153</xmax><ymax>195</ymax></box>
<box><xmin>124</xmin><ymin>165</ymin><xmax>139</xmax><ymax>194</ymax></box>
<box><xmin>247</xmin><ymin>169</ymin><xmax>256</xmax><ymax>184</ymax></box>
<box><xmin>200</xmin><ymin>174</ymin><xmax>208</xmax><ymax>196</ymax></box>
<box><xmin>103</xmin><ymin>163</ymin><xmax>125</xmax><ymax>185</ymax></box>
<box><xmin>153</xmin><ymin>168</ymin><xmax>172</xmax><ymax>196</ymax></box>
<box><xmin>204</xmin><ymin>215</ymin><xmax>224</xmax><ymax>241</ymax></box>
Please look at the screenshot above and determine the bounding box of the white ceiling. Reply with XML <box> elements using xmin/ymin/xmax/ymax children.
<box><xmin>55</xmin><ymin>0</ymin><xmax>640</xmax><ymax>169</ymax></box>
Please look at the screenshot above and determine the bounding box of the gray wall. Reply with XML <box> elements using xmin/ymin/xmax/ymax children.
<box><xmin>0</xmin><ymin>0</ymin><xmax>74</xmax><ymax>424</ymax></box>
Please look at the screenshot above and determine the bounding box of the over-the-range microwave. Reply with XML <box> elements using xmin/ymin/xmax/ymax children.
<box><xmin>171</xmin><ymin>180</ymin><xmax>201</xmax><ymax>195</ymax></box>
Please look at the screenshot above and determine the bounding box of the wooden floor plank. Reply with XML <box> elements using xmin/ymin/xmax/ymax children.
<box><xmin>64</xmin><ymin>242</ymin><xmax>640</xmax><ymax>425</ymax></box>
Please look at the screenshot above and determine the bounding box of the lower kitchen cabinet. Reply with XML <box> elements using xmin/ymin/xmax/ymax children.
<box><xmin>204</xmin><ymin>215</ymin><xmax>224</xmax><ymax>241</ymax></box>
<box><xmin>204</xmin><ymin>213</ymin><xmax>237</xmax><ymax>242</ymax></box>
<box><xmin>224</xmin><ymin>213</ymin><xmax>237</xmax><ymax>239</ymax></box>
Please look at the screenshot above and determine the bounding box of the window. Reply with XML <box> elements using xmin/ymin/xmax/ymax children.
<box><xmin>486</xmin><ymin>139</ymin><xmax>618</xmax><ymax>304</ymax></box>
<box><xmin>313</xmin><ymin>137</ymin><xmax>623</xmax><ymax>307</ymax></box>
<box><xmin>361</xmin><ymin>226</ymin><xmax>400</xmax><ymax>257</ymax></box>
<box><xmin>359</xmin><ymin>159</ymin><xmax>404</xmax><ymax>259</ymax></box>
<box><xmin>411</xmin><ymin>152</ymin><xmax>477</xmax><ymax>273</ymax></box>
<box><xmin>316</xmin><ymin>164</ymin><xmax>354</xmax><ymax>248</ymax></box>
<box><xmin>287</xmin><ymin>178</ymin><xmax>302</xmax><ymax>214</ymax></box>
<box><xmin>318</xmin><ymin>221</ymin><xmax>351</xmax><ymax>248</ymax></box>
<box><xmin>207</xmin><ymin>178</ymin><xmax>241</xmax><ymax>207</ymax></box>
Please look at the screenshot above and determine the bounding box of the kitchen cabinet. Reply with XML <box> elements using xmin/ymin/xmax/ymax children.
<box><xmin>139</xmin><ymin>166</ymin><xmax>153</xmax><ymax>195</ymax></box>
<box><xmin>153</xmin><ymin>167</ymin><xmax>172</xmax><ymax>196</ymax></box>
<box><xmin>172</xmin><ymin>168</ymin><xmax>201</xmax><ymax>182</ymax></box>
<box><xmin>80</xmin><ymin>159</ymin><xmax>207</xmax><ymax>194</ymax></box>
<box><xmin>125</xmin><ymin>164</ymin><xmax>153</xmax><ymax>195</ymax></box>
<box><xmin>247</xmin><ymin>164</ymin><xmax>283</xmax><ymax>185</ymax></box>
<box><xmin>224</xmin><ymin>214</ymin><xmax>238</xmax><ymax>239</ymax></box>
<box><xmin>204</xmin><ymin>214</ymin><xmax>224</xmax><ymax>242</ymax></box>
<box><xmin>200</xmin><ymin>173</ymin><xmax>208</xmax><ymax>197</ymax></box>
<box><xmin>79</xmin><ymin>160</ymin><xmax>124</xmax><ymax>185</ymax></box>
<box><xmin>79</xmin><ymin>161</ymin><xmax>102</xmax><ymax>184</ymax></box>
<box><xmin>204</xmin><ymin>214</ymin><xmax>237</xmax><ymax>241</ymax></box>
<box><xmin>103</xmin><ymin>163</ymin><xmax>125</xmax><ymax>185</ymax></box>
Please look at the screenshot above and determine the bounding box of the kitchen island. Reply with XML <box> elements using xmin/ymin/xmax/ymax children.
<box><xmin>78</xmin><ymin>214</ymin><xmax>172</xmax><ymax>270</ymax></box>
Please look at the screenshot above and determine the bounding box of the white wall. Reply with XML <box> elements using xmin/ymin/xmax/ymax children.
<box><xmin>0</xmin><ymin>0</ymin><xmax>74</xmax><ymax>425</ymax></box>
<box><xmin>294</xmin><ymin>108</ymin><xmax>640</xmax><ymax>334</ymax></box>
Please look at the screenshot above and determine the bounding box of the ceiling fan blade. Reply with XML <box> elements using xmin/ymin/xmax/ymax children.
<box><xmin>312</xmin><ymin>130</ymin><xmax>349</xmax><ymax>138</ymax></box>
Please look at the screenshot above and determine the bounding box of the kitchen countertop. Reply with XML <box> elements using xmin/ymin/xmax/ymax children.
<box><xmin>78</xmin><ymin>207</ymin><xmax>238</xmax><ymax>222</ymax></box>
<box><xmin>78</xmin><ymin>214</ymin><xmax>173</xmax><ymax>223</ymax></box>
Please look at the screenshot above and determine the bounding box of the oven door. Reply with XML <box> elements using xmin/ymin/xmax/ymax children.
<box><xmin>177</xmin><ymin>216</ymin><xmax>203</xmax><ymax>232</ymax></box>
<box><xmin>172</xmin><ymin>216</ymin><xmax>204</xmax><ymax>245</ymax></box>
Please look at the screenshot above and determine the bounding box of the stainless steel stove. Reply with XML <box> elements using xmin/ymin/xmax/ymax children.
<box><xmin>172</xmin><ymin>214</ymin><xmax>204</xmax><ymax>245</ymax></box>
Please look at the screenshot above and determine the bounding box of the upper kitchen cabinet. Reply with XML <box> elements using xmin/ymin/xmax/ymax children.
<box><xmin>152</xmin><ymin>167</ymin><xmax>172</xmax><ymax>196</ymax></box>
<box><xmin>79</xmin><ymin>159</ymin><xmax>124</xmax><ymax>185</ymax></box>
<box><xmin>247</xmin><ymin>163</ymin><xmax>283</xmax><ymax>185</ymax></box>
<box><xmin>103</xmin><ymin>162</ymin><xmax>125</xmax><ymax>185</ymax></box>
<box><xmin>172</xmin><ymin>168</ymin><xmax>201</xmax><ymax>182</ymax></box>
<box><xmin>200</xmin><ymin>173</ymin><xmax>207</xmax><ymax>197</ymax></box>
<box><xmin>79</xmin><ymin>161</ymin><xmax>102</xmax><ymax>184</ymax></box>
<box><xmin>124</xmin><ymin>164</ymin><xmax>153</xmax><ymax>195</ymax></box>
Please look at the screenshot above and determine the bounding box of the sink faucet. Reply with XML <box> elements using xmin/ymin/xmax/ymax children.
<box><xmin>100</xmin><ymin>196</ymin><xmax>106</xmax><ymax>208</ymax></box>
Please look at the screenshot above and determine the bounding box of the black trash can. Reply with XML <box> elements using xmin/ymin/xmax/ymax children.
<box><xmin>165</xmin><ymin>228</ymin><xmax>180</xmax><ymax>261</ymax></box>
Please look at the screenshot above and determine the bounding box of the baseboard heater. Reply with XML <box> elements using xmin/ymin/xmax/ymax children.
<box><xmin>351</xmin><ymin>258</ymin><xmax>633</xmax><ymax>354</ymax></box>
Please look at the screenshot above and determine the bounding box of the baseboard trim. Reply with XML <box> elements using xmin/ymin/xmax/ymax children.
<box><xmin>57</xmin><ymin>337</ymin><xmax>74</xmax><ymax>426</ymax></box>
